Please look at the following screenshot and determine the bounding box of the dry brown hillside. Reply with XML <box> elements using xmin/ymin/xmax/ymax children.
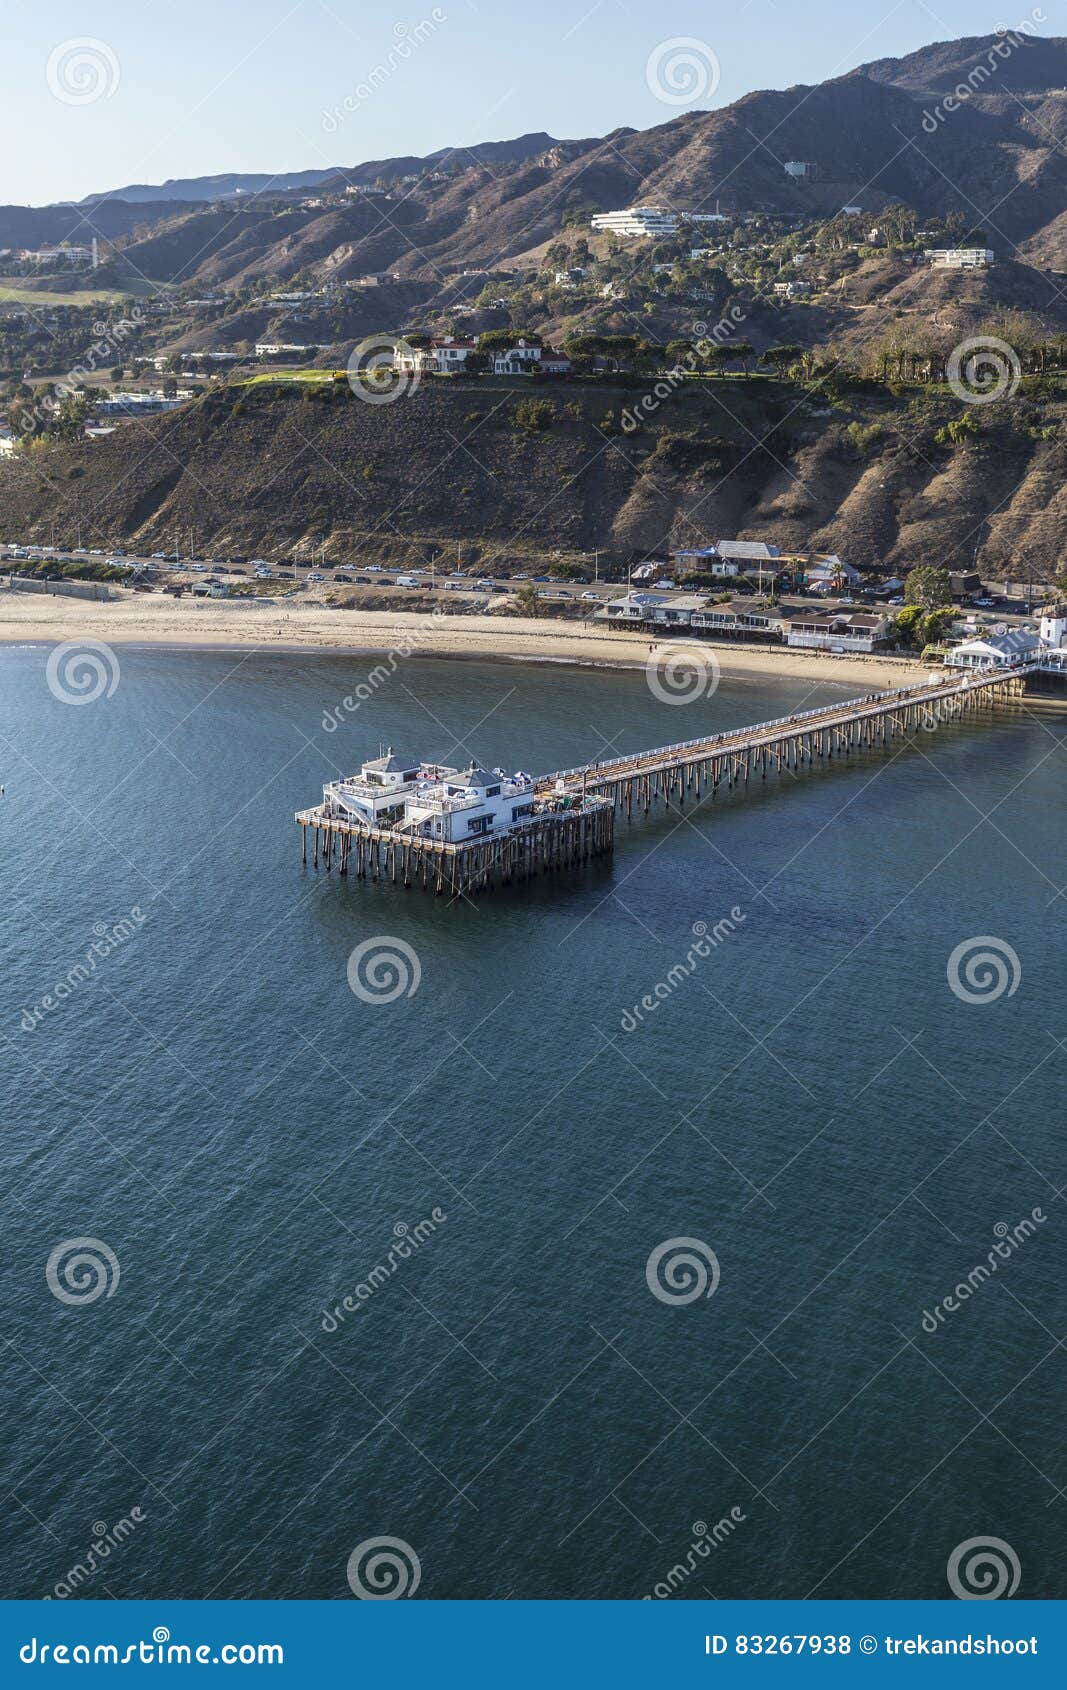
<box><xmin>3</xmin><ymin>376</ymin><xmax>1065</xmax><ymax>583</ymax></box>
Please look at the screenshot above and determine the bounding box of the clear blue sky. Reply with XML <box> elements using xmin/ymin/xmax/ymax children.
<box><xmin>2</xmin><ymin>0</ymin><xmax>1014</xmax><ymax>204</ymax></box>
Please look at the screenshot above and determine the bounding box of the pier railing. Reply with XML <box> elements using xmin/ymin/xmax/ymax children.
<box><xmin>542</xmin><ymin>662</ymin><xmax>1033</xmax><ymax>786</ymax></box>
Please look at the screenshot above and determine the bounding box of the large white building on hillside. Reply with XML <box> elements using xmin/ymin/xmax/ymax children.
<box><xmin>591</xmin><ymin>206</ymin><xmax>729</xmax><ymax>239</ymax></box>
<box><xmin>924</xmin><ymin>248</ymin><xmax>995</xmax><ymax>268</ymax></box>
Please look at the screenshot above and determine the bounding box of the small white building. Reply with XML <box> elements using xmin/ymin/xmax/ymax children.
<box><xmin>319</xmin><ymin>751</ymin><xmax>537</xmax><ymax>843</ymax></box>
<box><xmin>945</xmin><ymin>629</ymin><xmax>1038</xmax><ymax>667</ymax></box>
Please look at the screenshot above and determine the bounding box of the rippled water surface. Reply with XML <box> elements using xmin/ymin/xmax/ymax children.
<box><xmin>1</xmin><ymin>644</ymin><xmax>1064</xmax><ymax>1600</ymax></box>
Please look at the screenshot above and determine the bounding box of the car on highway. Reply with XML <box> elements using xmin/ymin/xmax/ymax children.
<box><xmin>581</xmin><ymin>592</ymin><xmax>602</xmax><ymax>601</ymax></box>
<box><xmin>308</xmin><ymin>571</ymin><xmax>325</xmax><ymax>582</ymax></box>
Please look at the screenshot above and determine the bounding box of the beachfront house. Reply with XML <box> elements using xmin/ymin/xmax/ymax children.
<box><xmin>640</xmin><ymin>594</ymin><xmax>712</xmax><ymax>627</ymax></box>
<box><xmin>603</xmin><ymin>592</ymin><xmax>670</xmax><ymax>621</ymax></box>
<box><xmin>786</xmin><ymin>609</ymin><xmax>892</xmax><ymax>653</ymax></box>
<box><xmin>689</xmin><ymin>600</ymin><xmax>795</xmax><ymax>640</ymax></box>
<box><xmin>944</xmin><ymin>629</ymin><xmax>1039</xmax><ymax>668</ymax></box>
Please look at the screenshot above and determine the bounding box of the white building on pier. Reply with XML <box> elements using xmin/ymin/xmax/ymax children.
<box><xmin>319</xmin><ymin>751</ymin><xmax>537</xmax><ymax>842</ymax></box>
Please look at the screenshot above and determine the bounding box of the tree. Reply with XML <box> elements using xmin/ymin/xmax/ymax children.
<box><xmin>893</xmin><ymin>605</ymin><xmax>924</xmax><ymax>646</ymax></box>
<box><xmin>664</xmin><ymin>340</ymin><xmax>696</xmax><ymax>369</ymax></box>
<box><xmin>759</xmin><ymin>344</ymin><xmax>803</xmax><ymax>376</ymax></box>
<box><xmin>479</xmin><ymin>329</ymin><xmax>541</xmax><ymax>351</ymax></box>
<box><xmin>921</xmin><ymin>607</ymin><xmax>957</xmax><ymax>646</ymax></box>
<box><xmin>905</xmin><ymin>566</ymin><xmax>952</xmax><ymax>611</ymax></box>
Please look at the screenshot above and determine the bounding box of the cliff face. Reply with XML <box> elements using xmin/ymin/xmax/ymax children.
<box><xmin>3</xmin><ymin>378</ymin><xmax>1064</xmax><ymax>580</ymax></box>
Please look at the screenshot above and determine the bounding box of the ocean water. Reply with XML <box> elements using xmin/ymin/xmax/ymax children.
<box><xmin>1</xmin><ymin>643</ymin><xmax>1065</xmax><ymax>1602</ymax></box>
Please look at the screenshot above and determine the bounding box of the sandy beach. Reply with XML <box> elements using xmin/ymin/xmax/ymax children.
<box><xmin>0</xmin><ymin>588</ymin><xmax>932</xmax><ymax>690</ymax></box>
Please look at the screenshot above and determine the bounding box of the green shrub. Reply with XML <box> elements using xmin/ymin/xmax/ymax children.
<box><xmin>514</xmin><ymin>398</ymin><xmax>555</xmax><ymax>432</ymax></box>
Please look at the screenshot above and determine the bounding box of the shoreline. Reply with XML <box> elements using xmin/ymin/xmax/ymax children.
<box><xmin>0</xmin><ymin>592</ymin><xmax>933</xmax><ymax>689</ymax></box>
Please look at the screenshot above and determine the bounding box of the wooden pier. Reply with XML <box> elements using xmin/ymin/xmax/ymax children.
<box><xmin>297</xmin><ymin>794</ymin><xmax>615</xmax><ymax>897</ymax></box>
<box><xmin>538</xmin><ymin>665</ymin><xmax>1032</xmax><ymax>817</ymax></box>
<box><xmin>298</xmin><ymin>664</ymin><xmax>1034</xmax><ymax>897</ymax></box>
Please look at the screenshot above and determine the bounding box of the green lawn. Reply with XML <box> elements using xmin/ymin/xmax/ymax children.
<box><xmin>240</xmin><ymin>368</ymin><xmax>347</xmax><ymax>385</ymax></box>
<box><xmin>0</xmin><ymin>280</ymin><xmax>152</xmax><ymax>309</ymax></box>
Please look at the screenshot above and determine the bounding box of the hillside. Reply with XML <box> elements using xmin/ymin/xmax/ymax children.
<box><xmin>4</xmin><ymin>376</ymin><xmax>1066</xmax><ymax>582</ymax></box>
<box><xmin>858</xmin><ymin>31</ymin><xmax>1067</xmax><ymax>94</ymax></box>
<box><xmin>8</xmin><ymin>34</ymin><xmax>1066</xmax><ymax>292</ymax></box>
